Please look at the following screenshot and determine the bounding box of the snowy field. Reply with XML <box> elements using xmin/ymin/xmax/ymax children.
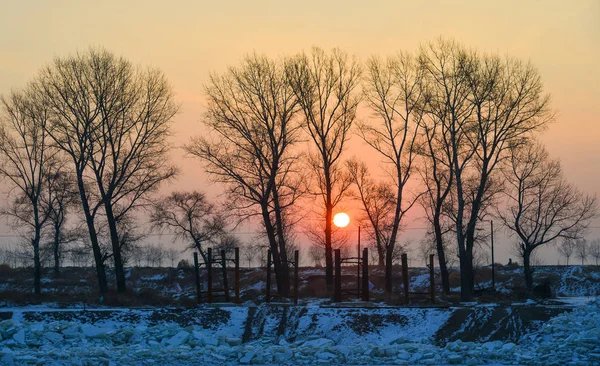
<box><xmin>1</xmin><ymin>298</ymin><xmax>599</xmax><ymax>365</ymax></box>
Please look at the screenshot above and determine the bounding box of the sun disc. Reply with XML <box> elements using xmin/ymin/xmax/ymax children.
<box><xmin>333</xmin><ymin>212</ymin><xmax>350</xmax><ymax>228</ymax></box>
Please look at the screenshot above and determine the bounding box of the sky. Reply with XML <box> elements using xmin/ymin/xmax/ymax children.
<box><xmin>0</xmin><ymin>0</ymin><xmax>599</xmax><ymax>265</ymax></box>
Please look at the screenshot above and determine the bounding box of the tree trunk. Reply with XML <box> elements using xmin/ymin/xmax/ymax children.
<box><xmin>385</xmin><ymin>246</ymin><xmax>393</xmax><ymax>294</ymax></box>
<box><xmin>433</xmin><ymin>214</ymin><xmax>450</xmax><ymax>294</ymax></box>
<box><xmin>459</xmin><ymin>252</ymin><xmax>473</xmax><ymax>301</ymax></box>
<box><xmin>261</xmin><ymin>206</ymin><xmax>289</xmax><ymax>297</ymax></box>
<box><xmin>194</xmin><ymin>244</ymin><xmax>208</xmax><ymax>265</ymax></box>
<box><xmin>33</xmin><ymin>236</ymin><xmax>41</xmax><ymax>296</ymax></box>
<box><xmin>376</xmin><ymin>237</ymin><xmax>385</xmax><ymax>267</ymax></box>
<box><xmin>324</xmin><ymin>205</ymin><xmax>333</xmax><ymax>291</ymax></box>
<box><xmin>523</xmin><ymin>250</ymin><xmax>533</xmax><ymax>290</ymax></box>
<box><xmin>32</xmin><ymin>205</ymin><xmax>42</xmax><ymax>295</ymax></box>
<box><xmin>76</xmin><ymin>173</ymin><xmax>108</xmax><ymax>294</ymax></box>
<box><xmin>271</xmin><ymin>187</ymin><xmax>290</xmax><ymax>297</ymax></box>
<box><xmin>458</xmin><ymin>240</ymin><xmax>474</xmax><ymax>301</ymax></box>
<box><xmin>104</xmin><ymin>202</ymin><xmax>127</xmax><ymax>293</ymax></box>
<box><xmin>53</xmin><ymin>222</ymin><xmax>61</xmax><ymax>274</ymax></box>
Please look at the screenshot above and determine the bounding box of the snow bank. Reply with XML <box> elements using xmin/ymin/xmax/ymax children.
<box><xmin>0</xmin><ymin>299</ymin><xmax>599</xmax><ymax>365</ymax></box>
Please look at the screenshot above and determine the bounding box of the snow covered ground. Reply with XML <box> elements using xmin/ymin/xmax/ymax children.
<box><xmin>1</xmin><ymin>299</ymin><xmax>599</xmax><ymax>365</ymax></box>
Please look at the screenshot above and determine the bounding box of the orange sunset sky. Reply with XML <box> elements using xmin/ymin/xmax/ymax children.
<box><xmin>0</xmin><ymin>0</ymin><xmax>598</xmax><ymax>265</ymax></box>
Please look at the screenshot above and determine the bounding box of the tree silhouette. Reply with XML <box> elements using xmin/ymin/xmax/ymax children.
<box><xmin>500</xmin><ymin>141</ymin><xmax>597</xmax><ymax>288</ymax></box>
<box><xmin>0</xmin><ymin>89</ymin><xmax>58</xmax><ymax>294</ymax></box>
<box><xmin>286</xmin><ymin>47</ymin><xmax>361</xmax><ymax>290</ymax></box>
<box><xmin>187</xmin><ymin>54</ymin><xmax>304</xmax><ymax>296</ymax></box>
<box><xmin>36</xmin><ymin>48</ymin><xmax>177</xmax><ymax>293</ymax></box>
<box><xmin>359</xmin><ymin>52</ymin><xmax>424</xmax><ymax>294</ymax></box>
<box><xmin>419</xmin><ymin>39</ymin><xmax>552</xmax><ymax>300</ymax></box>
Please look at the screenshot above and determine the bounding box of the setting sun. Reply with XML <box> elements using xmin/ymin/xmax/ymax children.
<box><xmin>333</xmin><ymin>212</ymin><xmax>350</xmax><ymax>228</ymax></box>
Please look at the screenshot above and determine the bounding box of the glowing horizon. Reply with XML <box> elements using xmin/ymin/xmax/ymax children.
<box><xmin>0</xmin><ymin>0</ymin><xmax>598</xmax><ymax>266</ymax></box>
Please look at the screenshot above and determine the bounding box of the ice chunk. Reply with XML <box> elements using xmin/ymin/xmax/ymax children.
<box><xmin>12</xmin><ymin>329</ymin><xmax>25</xmax><ymax>344</ymax></box>
<box><xmin>224</xmin><ymin>337</ymin><xmax>242</xmax><ymax>346</ymax></box>
<box><xmin>501</xmin><ymin>342</ymin><xmax>516</xmax><ymax>352</ymax></box>
<box><xmin>316</xmin><ymin>351</ymin><xmax>337</xmax><ymax>360</ymax></box>
<box><xmin>1</xmin><ymin>353</ymin><xmax>14</xmax><ymax>366</ymax></box>
<box><xmin>239</xmin><ymin>350</ymin><xmax>256</xmax><ymax>363</ymax></box>
<box><xmin>167</xmin><ymin>331</ymin><xmax>189</xmax><ymax>347</ymax></box>
<box><xmin>44</xmin><ymin>331</ymin><xmax>65</xmax><ymax>344</ymax></box>
<box><xmin>302</xmin><ymin>338</ymin><xmax>333</xmax><ymax>349</ymax></box>
<box><xmin>81</xmin><ymin>325</ymin><xmax>109</xmax><ymax>338</ymax></box>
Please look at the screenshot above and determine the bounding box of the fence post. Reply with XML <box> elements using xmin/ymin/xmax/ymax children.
<box><xmin>266</xmin><ymin>249</ymin><xmax>272</xmax><ymax>303</ymax></box>
<box><xmin>207</xmin><ymin>248</ymin><xmax>213</xmax><ymax>303</ymax></box>
<box><xmin>294</xmin><ymin>250</ymin><xmax>299</xmax><ymax>305</ymax></box>
<box><xmin>401</xmin><ymin>253</ymin><xmax>409</xmax><ymax>304</ymax></box>
<box><xmin>362</xmin><ymin>248</ymin><xmax>369</xmax><ymax>302</ymax></box>
<box><xmin>235</xmin><ymin>247</ymin><xmax>240</xmax><ymax>303</ymax></box>
<box><xmin>193</xmin><ymin>252</ymin><xmax>201</xmax><ymax>304</ymax></box>
<box><xmin>221</xmin><ymin>249</ymin><xmax>229</xmax><ymax>302</ymax></box>
<box><xmin>334</xmin><ymin>249</ymin><xmax>342</xmax><ymax>302</ymax></box>
<box><xmin>429</xmin><ymin>254</ymin><xmax>435</xmax><ymax>304</ymax></box>
<box><xmin>357</xmin><ymin>226</ymin><xmax>361</xmax><ymax>297</ymax></box>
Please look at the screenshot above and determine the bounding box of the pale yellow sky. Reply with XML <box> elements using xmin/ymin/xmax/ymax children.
<box><xmin>1</xmin><ymin>0</ymin><xmax>599</xmax><ymax>262</ymax></box>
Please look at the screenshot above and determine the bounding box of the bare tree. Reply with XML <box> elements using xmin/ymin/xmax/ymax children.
<box><xmin>186</xmin><ymin>54</ymin><xmax>304</xmax><ymax>297</ymax></box>
<box><xmin>150</xmin><ymin>191</ymin><xmax>225</xmax><ymax>264</ymax></box>
<box><xmin>0</xmin><ymin>88</ymin><xmax>59</xmax><ymax>294</ymax></box>
<box><xmin>34</xmin><ymin>50</ymin><xmax>110</xmax><ymax>293</ymax></box>
<box><xmin>589</xmin><ymin>239</ymin><xmax>600</xmax><ymax>266</ymax></box>
<box><xmin>69</xmin><ymin>243</ymin><xmax>91</xmax><ymax>267</ymax></box>
<box><xmin>35</xmin><ymin>48</ymin><xmax>177</xmax><ymax>293</ymax></box>
<box><xmin>166</xmin><ymin>248</ymin><xmax>180</xmax><ymax>268</ymax></box>
<box><xmin>359</xmin><ymin>52</ymin><xmax>424</xmax><ymax>294</ymax></box>
<box><xmin>308</xmin><ymin>245</ymin><xmax>324</xmax><ymax>267</ymax></box>
<box><xmin>286</xmin><ymin>47</ymin><xmax>361</xmax><ymax>290</ymax></box>
<box><xmin>575</xmin><ymin>239</ymin><xmax>588</xmax><ymax>266</ymax></box>
<box><xmin>557</xmin><ymin>239</ymin><xmax>576</xmax><ymax>266</ymax></box>
<box><xmin>214</xmin><ymin>233</ymin><xmax>242</xmax><ymax>265</ymax></box>
<box><xmin>416</xmin><ymin>75</ymin><xmax>457</xmax><ymax>294</ymax></box>
<box><xmin>84</xmin><ymin>50</ymin><xmax>177</xmax><ymax>292</ymax></box>
<box><xmin>42</xmin><ymin>163</ymin><xmax>78</xmax><ymax>273</ymax></box>
<box><xmin>241</xmin><ymin>242</ymin><xmax>257</xmax><ymax>268</ymax></box>
<box><xmin>419</xmin><ymin>39</ymin><xmax>552</xmax><ymax>300</ymax></box>
<box><xmin>499</xmin><ymin>141</ymin><xmax>597</xmax><ymax>288</ymax></box>
<box><xmin>346</xmin><ymin>158</ymin><xmax>396</xmax><ymax>267</ymax></box>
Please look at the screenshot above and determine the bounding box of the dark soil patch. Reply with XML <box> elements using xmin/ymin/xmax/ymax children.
<box><xmin>435</xmin><ymin>305</ymin><xmax>571</xmax><ymax>345</ymax></box>
<box><xmin>334</xmin><ymin>312</ymin><xmax>408</xmax><ymax>335</ymax></box>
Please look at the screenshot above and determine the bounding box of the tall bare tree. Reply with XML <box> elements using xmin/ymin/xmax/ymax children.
<box><xmin>419</xmin><ymin>39</ymin><xmax>552</xmax><ymax>300</ymax></box>
<box><xmin>359</xmin><ymin>52</ymin><xmax>424</xmax><ymax>294</ymax></box>
<box><xmin>86</xmin><ymin>50</ymin><xmax>177</xmax><ymax>292</ymax></box>
<box><xmin>0</xmin><ymin>88</ymin><xmax>56</xmax><ymax>294</ymax></box>
<box><xmin>35</xmin><ymin>52</ymin><xmax>108</xmax><ymax>293</ymax></box>
<box><xmin>416</xmin><ymin>77</ymin><xmax>457</xmax><ymax>294</ymax></box>
<box><xmin>346</xmin><ymin>158</ymin><xmax>396</xmax><ymax>267</ymax></box>
<box><xmin>499</xmin><ymin>141</ymin><xmax>597</xmax><ymax>288</ymax></box>
<box><xmin>186</xmin><ymin>54</ymin><xmax>304</xmax><ymax>296</ymax></box>
<box><xmin>286</xmin><ymin>47</ymin><xmax>361</xmax><ymax>290</ymax></box>
<box><xmin>35</xmin><ymin>48</ymin><xmax>177</xmax><ymax>293</ymax></box>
